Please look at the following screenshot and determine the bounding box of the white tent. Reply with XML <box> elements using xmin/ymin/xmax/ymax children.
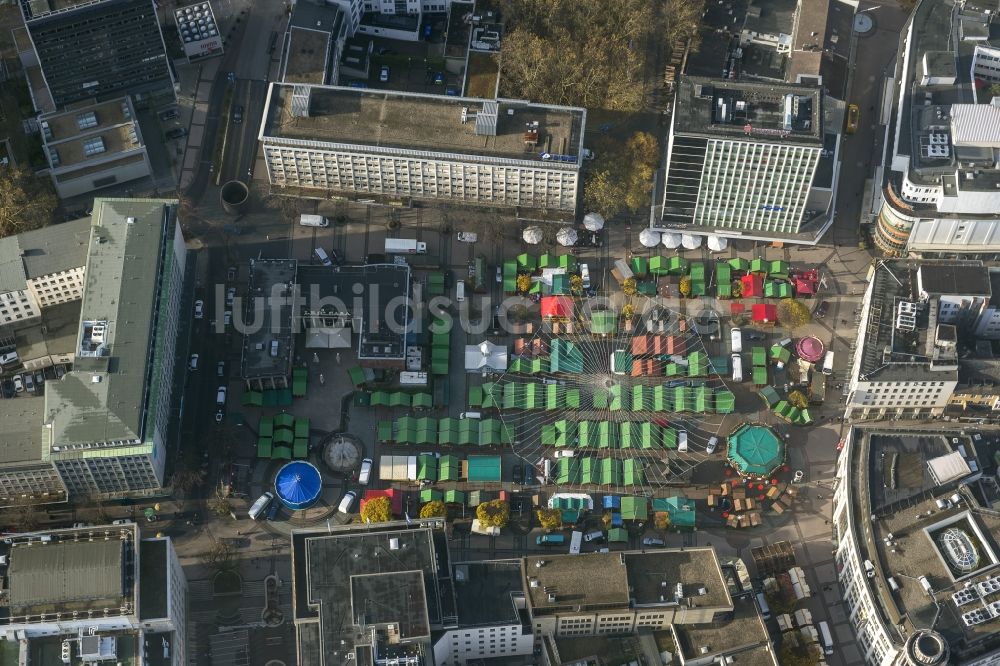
<box><xmin>522</xmin><ymin>226</ymin><xmax>543</xmax><ymax>245</ymax></box>
<box><xmin>582</xmin><ymin>212</ymin><xmax>605</xmax><ymax>231</ymax></box>
<box><xmin>639</xmin><ymin>228</ymin><xmax>661</xmax><ymax>248</ymax></box>
<box><xmin>556</xmin><ymin>227</ymin><xmax>578</xmax><ymax>247</ymax></box>
<box><xmin>681</xmin><ymin>233</ymin><xmax>703</xmax><ymax>250</ymax></box>
<box><xmin>707</xmin><ymin>235</ymin><xmax>729</xmax><ymax>252</ymax></box>
<box><xmin>662</xmin><ymin>232</ymin><xmax>682</xmax><ymax>249</ymax></box>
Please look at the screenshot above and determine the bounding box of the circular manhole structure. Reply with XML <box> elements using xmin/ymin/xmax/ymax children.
<box><xmin>220</xmin><ymin>179</ymin><xmax>249</xmax><ymax>215</ymax></box>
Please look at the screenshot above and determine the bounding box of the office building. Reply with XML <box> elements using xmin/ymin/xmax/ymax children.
<box><xmin>280</xmin><ymin>1</ymin><xmax>347</xmax><ymax>86</ymax></box>
<box><xmin>0</xmin><ymin>524</ymin><xmax>187</xmax><ymax>666</ymax></box>
<box><xmin>0</xmin><ymin>217</ymin><xmax>90</xmax><ymax>328</ymax></box>
<box><xmin>874</xmin><ymin>0</ymin><xmax>1000</xmax><ymax>258</ymax></box>
<box><xmin>40</xmin><ymin>97</ymin><xmax>152</xmax><ymax>199</ymax></box>
<box><xmin>657</xmin><ymin>77</ymin><xmax>832</xmax><ymax>243</ymax></box>
<box><xmin>846</xmin><ymin>261</ymin><xmax>964</xmax><ymax>421</ymax></box>
<box><xmin>259</xmin><ymin>83</ymin><xmax>585</xmax><ymax>213</ymax></box>
<box><xmin>292</xmin><ymin>520</ymin><xmax>777</xmax><ymax>666</ymax></box>
<box><xmin>834</xmin><ymin>425</ymin><xmax>1000</xmax><ymax>665</ymax></box>
<box><xmin>41</xmin><ymin>198</ymin><xmax>187</xmax><ymax>496</ymax></box>
<box><xmin>18</xmin><ymin>0</ymin><xmax>174</xmax><ymax>109</ymax></box>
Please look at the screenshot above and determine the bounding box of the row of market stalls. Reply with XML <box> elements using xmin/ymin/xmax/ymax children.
<box><xmin>376</xmin><ymin>417</ymin><xmax>514</xmax><ymax>446</ymax></box>
<box><xmin>474</xmin><ymin>381</ymin><xmax>736</xmax><ymax>414</ymax></box>
<box><xmin>549</xmin><ymin>493</ymin><xmax>697</xmax><ymax>531</ymax></box>
<box><xmin>377</xmin><ymin>453</ymin><xmax>503</xmax><ymax>483</ymax></box>
<box><xmin>542</xmin><ymin>421</ymin><xmax>688</xmax><ymax>449</ymax></box>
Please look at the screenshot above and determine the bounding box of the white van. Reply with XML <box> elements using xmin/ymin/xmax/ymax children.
<box><xmin>358</xmin><ymin>458</ymin><xmax>373</xmax><ymax>485</ymax></box>
<box><xmin>248</xmin><ymin>491</ymin><xmax>274</xmax><ymax>520</ymax></box>
<box><xmin>455</xmin><ymin>280</ymin><xmax>466</xmax><ymax>302</ymax></box>
<box><xmin>822</xmin><ymin>350</ymin><xmax>835</xmax><ymax>376</ymax></box>
<box><xmin>338</xmin><ymin>490</ymin><xmax>357</xmax><ymax>514</ymax></box>
<box><xmin>299</xmin><ymin>214</ymin><xmax>329</xmax><ymax>227</ymax></box>
<box><xmin>731</xmin><ymin>353</ymin><xmax>743</xmax><ymax>382</ymax></box>
<box><xmin>678</xmin><ymin>430</ymin><xmax>689</xmax><ymax>452</ymax></box>
<box><xmin>731</xmin><ymin>327</ymin><xmax>743</xmax><ymax>353</ymax></box>
<box><xmin>315</xmin><ymin>248</ymin><xmax>333</xmax><ymax>266</ymax></box>
<box><xmin>818</xmin><ymin>620</ymin><xmax>834</xmax><ymax>655</ymax></box>
<box><xmin>216</xmin><ymin>386</ymin><xmax>227</xmax><ymax>405</ymax></box>
<box><xmin>460</xmin><ymin>411</ymin><xmax>481</xmax><ymax>419</ymax></box>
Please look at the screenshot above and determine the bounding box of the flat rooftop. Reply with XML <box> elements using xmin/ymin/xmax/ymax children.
<box><xmin>857</xmin><ymin>261</ymin><xmax>959</xmax><ymax>382</ymax></box>
<box><xmin>673</xmin><ymin>77</ymin><xmax>823</xmax><ymax>145</ymax></box>
<box><xmin>41</xmin><ymin>99</ymin><xmax>142</xmax><ymax>170</ymax></box>
<box><xmin>919</xmin><ymin>263</ymin><xmax>992</xmax><ymax>296</ymax></box>
<box><xmin>20</xmin><ymin>0</ymin><xmax>102</xmax><ymax>21</ymax></box>
<box><xmin>453</xmin><ymin>560</ymin><xmax>523</xmax><ymax>626</ymax></box>
<box><xmin>284</xmin><ymin>28</ymin><xmax>331</xmax><ymax>85</ymax></box>
<box><xmin>850</xmin><ymin>427</ymin><xmax>1000</xmax><ymax>659</ymax></box>
<box><xmin>17</xmin><ymin>217</ymin><xmax>92</xmax><ymax>279</ymax></box>
<box><xmin>243</xmin><ymin>259</ymin><xmax>296</xmax><ymax>381</ymax></box>
<box><xmin>298</xmin><ymin>263</ymin><xmax>411</xmax><ymax>361</ymax></box>
<box><xmin>624</xmin><ymin>549</ymin><xmax>730</xmax><ymax>609</ymax></box>
<box><xmin>15</xmin><ymin>301</ymin><xmax>83</xmax><ymax>365</ymax></box>
<box><xmin>524</xmin><ymin>548</ymin><xmax>731</xmax><ymax>615</ymax></box>
<box><xmin>295</xmin><ymin>524</ymin><xmax>448</xmax><ymax>661</ymax></box>
<box><xmin>0</xmin><ymin>398</ymin><xmax>45</xmax><ymax>465</ymax></box>
<box><xmin>673</xmin><ymin>596</ymin><xmax>775</xmax><ymax>665</ymax></box>
<box><xmin>262</xmin><ymin>83</ymin><xmax>586</xmax><ymax>166</ymax></box>
<box><xmin>7</xmin><ymin>537</ymin><xmax>125</xmax><ymax>615</ymax></box>
<box><xmin>44</xmin><ymin>199</ymin><xmax>176</xmax><ymax>448</ymax></box>
<box><xmin>138</xmin><ymin>539</ymin><xmax>167</xmax><ymax>620</ymax></box>
<box><xmin>743</xmin><ymin>0</ymin><xmax>796</xmax><ymax>40</ymax></box>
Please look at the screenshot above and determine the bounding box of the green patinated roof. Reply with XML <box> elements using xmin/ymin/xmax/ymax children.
<box><xmin>44</xmin><ymin>198</ymin><xmax>178</xmax><ymax>453</ymax></box>
<box><xmin>727</xmin><ymin>424</ymin><xmax>785</xmax><ymax>477</ymax></box>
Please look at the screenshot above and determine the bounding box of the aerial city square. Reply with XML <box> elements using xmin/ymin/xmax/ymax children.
<box><xmin>0</xmin><ymin>0</ymin><xmax>997</xmax><ymax>664</ymax></box>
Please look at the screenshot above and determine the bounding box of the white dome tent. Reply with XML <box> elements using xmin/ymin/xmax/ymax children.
<box><xmin>582</xmin><ymin>212</ymin><xmax>605</xmax><ymax>232</ymax></box>
<box><xmin>638</xmin><ymin>228</ymin><xmax>662</xmax><ymax>248</ymax></box>
<box><xmin>707</xmin><ymin>235</ymin><xmax>729</xmax><ymax>252</ymax></box>
<box><xmin>556</xmin><ymin>227</ymin><xmax>578</xmax><ymax>247</ymax></box>
<box><xmin>681</xmin><ymin>233</ymin><xmax>703</xmax><ymax>250</ymax></box>
<box><xmin>522</xmin><ymin>226</ymin><xmax>543</xmax><ymax>245</ymax></box>
<box><xmin>662</xmin><ymin>232</ymin><xmax>682</xmax><ymax>249</ymax></box>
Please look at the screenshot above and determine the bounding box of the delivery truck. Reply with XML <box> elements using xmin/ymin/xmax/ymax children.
<box><xmin>385</xmin><ymin>239</ymin><xmax>427</xmax><ymax>254</ymax></box>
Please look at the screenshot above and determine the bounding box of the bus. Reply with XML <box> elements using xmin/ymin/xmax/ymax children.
<box><xmin>569</xmin><ymin>530</ymin><xmax>583</xmax><ymax>554</ymax></box>
<box><xmin>846</xmin><ymin>104</ymin><xmax>860</xmax><ymax>134</ymax></box>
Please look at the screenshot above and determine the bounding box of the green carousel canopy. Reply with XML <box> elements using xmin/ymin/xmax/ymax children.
<box><xmin>727</xmin><ymin>424</ymin><xmax>785</xmax><ymax>478</ymax></box>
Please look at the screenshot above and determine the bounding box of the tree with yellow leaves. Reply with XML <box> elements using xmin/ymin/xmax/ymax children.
<box><xmin>420</xmin><ymin>500</ymin><xmax>447</xmax><ymax>519</ymax></box>
<box><xmin>360</xmin><ymin>496</ymin><xmax>391</xmax><ymax>523</ymax></box>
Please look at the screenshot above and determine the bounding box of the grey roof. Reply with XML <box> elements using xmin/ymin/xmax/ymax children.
<box><xmin>44</xmin><ymin>198</ymin><xmax>177</xmax><ymax>448</ymax></box>
<box><xmin>18</xmin><ymin>217</ymin><xmax>91</xmax><ymax>279</ymax></box>
<box><xmin>0</xmin><ymin>398</ymin><xmax>45</xmax><ymax>464</ymax></box>
<box><xmin>673</xmin><ymin>77</ymin><xmax>823</xmax><ymax>145</ymax></box>
<box><xmin>453</xmin><ymin>560</ymin><xmax>523</xmax><ymax>626</ymax></box>
<box><xmin>138</xmin><ymin>539</ymin><xmax>168</xmax><ymax>620</ymax></box>
<box><xmin>919</xmin><ymin>262</ymin><xmax>992</xmax><ymax>296</ymax></box>
<box><xmin>0</xmin><ymin>236</ymin><xmax>27</xmax><ymax>294</ymax></box>
<box><xmin>7</xmin><ymin>538</ymin><xmax>124</xmax><ymax>611</ymax></box>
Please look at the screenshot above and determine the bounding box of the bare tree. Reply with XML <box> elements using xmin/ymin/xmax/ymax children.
<box><xmin>0</xmin><ymin>167</ymin><xmax>57</xmax><ymax>238</ymax></box>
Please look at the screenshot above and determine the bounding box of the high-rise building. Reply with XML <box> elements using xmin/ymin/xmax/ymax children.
<box><xmin>259</xmin><ymin>83</ymin><xmax>585</xmax><ymax>213</ymax></box>
<box><xmin>41</xmin><ymin>198</ymin><xmax>187</xmax><ymax>496</ymax></box>
<box><xmin>874</xmin><ymin>0</ymin><xmax>1000</xmax><ymax>258</ymax></box>
<box><xmin>18</xmin><ymin>0</ymin><xmax>174</xmax><ymax>109</ymax></box>
<box><xmin>657</xmin><ymin>77</ymin><xmax>830</xmax><ymax>243</ymax></box>
<box><xmin>0</xmin><ymin>524</ymin><xmax>187</xmax><ymax>666</ymax></box>
<box><xmin>834</xmin><ymin>425</ymin><xmax>1000</xmax><ymax>665</ymax></box>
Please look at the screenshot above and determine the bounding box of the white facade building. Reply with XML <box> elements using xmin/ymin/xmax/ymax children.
<box><xmin>846</xmin><ymin>261</ymin><xmax>964</xmax><ymax>421</ymax></box>
<box><xmin>834</xmin><ymin>426</ymin><xmax>1000</xmax><ymax>666</ymax></box>
<box><xmin>875</xmin><ymin>0</ymin><xmax>1000</xmax><ymax>258</ymax></box>
<box><xmin>657</xmin><ymin>77</ymin><xmax>830</xmax><ymax>243</ymax></box>
<box><xmin>0</xmin><ymin>526</ymin><xmax>187</xmax><ymax>666</ymax></box>
<box><xmin>259</xmin><ymin>83</ymin><xmax>585</xmax><ymax>212</ymax></box>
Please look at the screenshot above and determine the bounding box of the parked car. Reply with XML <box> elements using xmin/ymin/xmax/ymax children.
<box><xmin>112</xmin><ymin>518</ymin><xmax>133</xmax><ymax>525</ymax></box>
<box><xmin>217</xmin><ymin>361</ymin><xmax>226</xmax><ymax>377</ymax></box>
<box><xmin>189</xmin><ymin>354</ymin><xmax>199</xmax><ymax>371</ymax></box>
<box><xmin>232</xmin><ymin>105</ymin><xmax>244</xmax><ymax>124</ymax></box>
<box><xmin>159</xmin><ymin>108</ymin><xmax>179</xmax><ymax>121</ymax></box>
<box><xmin>226</xmin><ymin>287</ymin><xmax>236</xmax><ymax>307</ymax></box>
<box><xmin>496</xmin><ymin>266</ymin><xmax>502</xmax><ymax>283</ymax></box>
<box><xmin>642</xmin><ymin>537</ymin><xmax>665</xmax><ymax>547</ymax></box>
<box><xmin>23</xmin><ymin>373</ymin><xmax>33</xmax><ymax>392</ymax></box>
<box><xmin>0</xmin><ymin>351</ymin><xmax>18</xmax><ymax>366</ymax></box>
<box><xmin>706</xmin><ymin>436</ymin><xmax>719</xmax><ymax>454</ymax></box>
<box><xmin>457</xmin><ymin>231</ymin><xmax>477</xmax><ymax>242</ymax></box>
<box><xmin>223</xmin><ymin>310</ymin><xmax>232</xmax><ymax>326</ymax></box>
<box><xmin>12</xmin><ymin>376</ymin><xmax>23</xmax><ymax>393</ymax></box>
<box><xmin>1</xmin><ymin>380</ymin><xmax>14</xmax><ymax>399</ymax></box>
<box><xmin>34</xmin><ymin>372</ymin><xmax>44</xmax><ymax>387</ymax></box>
<box><xmin>747</xmin><ymin>331</ymin><xmax>766</xmax><ymax>340</ymax></box>
<box><xmin>194</xmin><ymin>300</ymin><xmax>204</xmax><ymax>319</ymax></box>
<box><xmin>227</xmin><ymin>266</ymin><xmax>237</xmax><ymax>281</ymax></box>
<box><xmin>54</xmin><ymin>364</ymin><xmax>66</xmax><ymax>378</ymax></box>
<box><xmin>379</xmin><ymin>65</ymin><xmax>390</xmax><ymax>82</ymax></box>
<box><xmin>165</xmin><ymin>127</ymin><xmax>187</xmax><ymax>140</ymax></box>
<box><xmin>266</xmin><ymin>502</ymin><xmax>281</xmax><ymax>521</ymax></box>
<box><xmin>816</xmin><ymin>300</ymin><xmax>830</xmax><ymax>318</ymax></box>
